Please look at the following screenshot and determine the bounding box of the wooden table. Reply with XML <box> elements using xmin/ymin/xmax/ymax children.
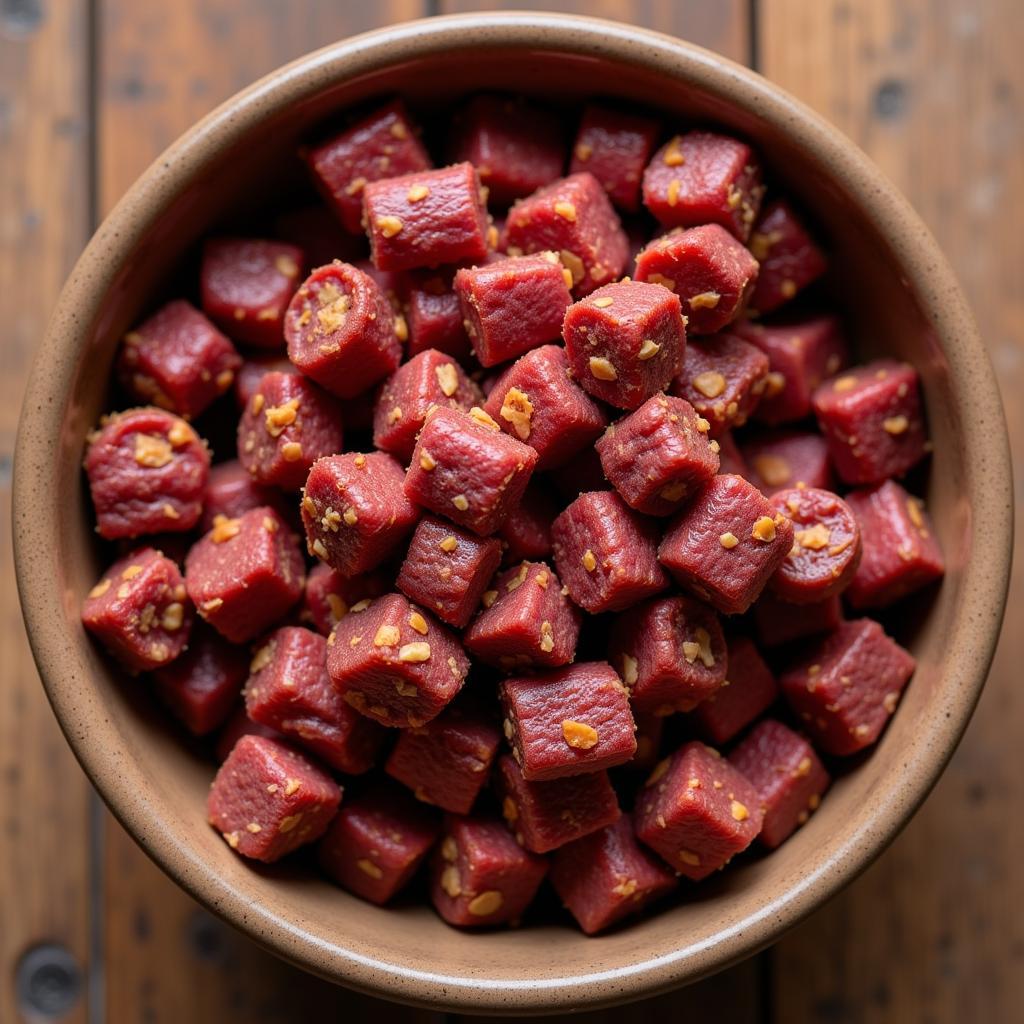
<box><xmin>2</xmin><ymin>1</ymin><xmax>1020</xmax><ymax>1020</ymax></box>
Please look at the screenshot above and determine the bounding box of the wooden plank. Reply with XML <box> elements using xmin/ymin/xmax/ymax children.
<box><xmin>759</xmin><ymin>2</ymin><xmax>1024</xmax><ymax>1021</ymax></box>
<box><xmin>0</xmin><ymin>0</ymin><xmax>94</xmax><ymax>1021</ymax></box>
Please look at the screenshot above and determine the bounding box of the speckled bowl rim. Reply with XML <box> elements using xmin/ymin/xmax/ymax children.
<box><xmin>13</xmin><ymin>11</ymin><xmax>1012</xmax><ymax>1014</ymax></box>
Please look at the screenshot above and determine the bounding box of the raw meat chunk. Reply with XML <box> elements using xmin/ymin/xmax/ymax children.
<box><xmin>753</xmin><ymin>593</ymin><xmax>843</xmax><ymax>649</ymax></box>
<box><xmin>740</xmin><ymin>428</ymin><xmax>833</xmax><ymax>494</ymax></box>
<box><xmin>302</xmin><ymin>562</ymin><xmax>391</xmax><ymax>636</ymax></box>
<box><xmin>200</xmin><ymin>459</ymin><xmax>292</xmax><ymax>533</ymax></box>
<box><xmin>691</xmin><ymin>634</ymin><xmax>777</xmax><ymax>744</ymax></box>
<box><xmin>747</xmin><ymin>200</ymin><xmax>827</xmax><ymax>314</ymax></box>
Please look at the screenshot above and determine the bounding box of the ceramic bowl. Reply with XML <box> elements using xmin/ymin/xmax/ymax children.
<box><xmin>13</xmin><ymin>12</ymin><xmax>1012</xmax><ymax>1015</ymax></box>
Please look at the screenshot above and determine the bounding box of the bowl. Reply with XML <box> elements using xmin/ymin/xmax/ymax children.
<box><xmin>13</xmin><ymin>11</ymin><xmax>1012</xmax><ymax>1015</ymax></box>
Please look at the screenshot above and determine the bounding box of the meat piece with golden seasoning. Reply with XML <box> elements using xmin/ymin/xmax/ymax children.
<box><xmin>746</xmin><ymin>199</ymin><xmax>827</xmax><ymax>315</ymax></box>
<box><xmin>691</xmin><ymin>634</ymin><xmax>778</xmax><ymax>745</ymax></box>
<box><xmin>740</xmin><ymin>427</ymin><xmax>834</xmax><ymax>494</ymax></box>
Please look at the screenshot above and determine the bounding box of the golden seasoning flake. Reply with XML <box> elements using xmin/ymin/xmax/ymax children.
<box><xmin>408</xmin><ymin>611</ymin><xmax>429</xmax><ymax>635</ymax></box>
<box><xmin>719</xmin><ymin>531</ymin><xmax>739</xmax><ymax>549</ymax></box>
<box><xmin>679</xmin><ymin>849</ymin><xmax>701</xmax><ymax>867</ymax></box>
<box><xmin>357</xmin><ymin>858</ymin><xmax>384</xmax><ymax>879</ymax></box>
<box><xmin>342</xmin><ymin>507</ymin><xmax>358</xmax><ymax>526</ymax></box>
<box><xmin>326</xmin><ymin>593</ymin><xmax>348</xmax><ymax>622</ymax></box>
<box><xmin>134</xmin><ymin>433</ymin><xmax>174</xmax><ymax>468</ymax></box>
<box><xmin>559</xmin><ymin>249</ymin><xmax>585</xmax><ymax>286</ymax></box>
<box><xmin>316</xmin><ymin>291</ymin><xmax>351</xmax><ymax>333</ymax></box>
<box><xmin>440</xmin><ymin>865</ymin><xmax>462</xmax><ymax>897</ymax></box>
<box><xmin>638</xmin><ymin>339</ymin><xmax>660</xmax><ymax>360</ymax></box>
<box><xmin>694</xmin><ymin>626</ymin><xmax>716</xmax><ymax>668</ymax></box>
<box><xmin>435</xmin><ymin>362</ymin><xmax>459</xmax><ymax>397</ymax></box>
<box><xmin>833</xmin><ymin>375</ymin><xmax>858</xmax><ymax>393</ymax></box>
<box><xmin>751</xmin><ymin>516</ymin><xmax>777</xmax><ymax>543</ymax></box>
<box><xmin>666</xmin><ymin>177</ymin><xmax>681</xmax><ymax>206</ymax></box>
<box><xmin>275</xmin><ymin>253</ymin><xmax>299</xmax><ymax>278</ymax></box>
<box><xmin>264</xmin><ymin>398</ymin><xmax>299</xmax><ymax>437</ymax></box>
<box><xmin>589</xmin><ymin>356</ymin><xmax>617</xmax><ymax>381</ymax></box>
<box><xmin>246</xmin><ymin>822</ymin><xmax>262</xmax><ymax>834</ymax></box>
<box><xmin>499</xmin><ymin>387</ymin><xmax>534</xmax><ymax>440</ymax></box>
<box><xmin>161</xmin><ymin>602</ymin><xmax>184</xmax><ymax>631</ymax></box>
<box><xmin>688</xmin><ymin>291</ymin><xmax>721</xmax><ymax>310</ymax></box>
<box><xmin>278</xmin><ymin>813</ymin><xmax>303</xmax><ymax>834</ymax></box>
<box><xmin>469</xmin><ymin>406</ymin><xmax>500</xmax><ymax>431</ymax></box>
<box><xmin>89</xmin><ymin>578</ymin><xmax>112</xmax><ymax>599</ymax></box>
<box><xmin>211</xmin><ymin>516</ymin><xmax>241</xmax><ymax>544</ymax></box>
<box><xmin>621</xmin><ymin>654</ymin><xmax>639</xmax><ymax>687</ymax></box>
<box><xmin>281</xmin><ymin>441</ymin><xmax>303</xmax><ymax>461</ymax></box>
<box><xmin>682</xmin><ymin>640</ymin><xmax>701</xmax><ymax>663</ymax></box>
<box><xmin>795</xmin><ymin>524</ymin><xmax>831</xmax><ymax>550</ymax></box>
<box><xmin>482</xmin><ymin>589</ymin><xmax>498</xmax><ymax>609</ymax></box>
<box><xmin>539</xmin><ymin>621</ymin><xmax>555</xmax><ymax>653</ymax></box>
<box><xmin>612</xmin><ymin>877</ymin><xmax>638</xmax><ymax>897</ymax></box>
<box><xmin>660</xmin><ymin>481</ymin><xmax>687</xmax><ymax>502</ymax></box>
<box><xmin>387</xmin><ymin>405</ymin><xmax>403</xmax><ymax>424</ymax></box>
<box><xmin>581</xmin><ymin>549</ymin><xmax>597</xmax><ymax>572</ymax></box>
<box><xmin>452</xmin><ymin>494</ymin><xmax>469</xmax><ymax>511</ymax></box>
<box><xmin>311</xmin><ymin>538</ymin><xmax>329</xmax><ymax>559</ymax></box>
<box><xmin>593</xmin><ymin>296</ymin><xmax>614</xmax><ymax>308</ymax></box>
<box><xmin>574</xmin><ymin>141</ymin><xmax>593</xmax><ymax>162</ymax></box>
<box><xmin>374</xmin><ymin>625</ymin><xmax>401</xmax><ymax>647</ymax></box>
<box><xmin>376</xmin><ymin>215</ymin><xmax>404</xmax><ymax>238</ymax></box>
<box><xmin>407</xmin><ymin>183</ymin><xmax>429</xmax><ymax>203</ymax></box>
<box><xmin>692</xmin><ymin>370</ymin><xmax>726</xmax><ymax>398</ymax></box>
<box><xmin>883</xmin><ymin>415</ymin><xmax>909</xmax><ymax>435</ymax></box>
<box><xmin>398</xmin><ymin>642</ymin><xmax>431</xmax><ymax>663</ymax></box>
<box><xmin>554</xmin><ymin>201</ymin><xmax>577</xmax><ymax>222</ymax></box>
<box><xmin>562</xmin><ymin>719</ymin><xmax>598</xmax><ymax>749</ymax></box>
<box><xmin>468</xmin><ymin>889</ymin><xmax>504</xmax><ymax>916</ymax></box>
<box><xmin>753</xmin><ymin>454</ymin><xmax>790</xmax><ymax>488</ymax></box>
<box><xmin>419</xmin><ymin>449</ymin><xmax>436</xmax><ymax>471</ymax></box>
<box><xmin>439</xmin><ymin>535</ymin><xmax>459</xmax><ymax>553</ymax></box>
<box><xmin>345</xmin><ymin>176</ymin><xmax>367</xmax><ymax>196</ymax></box>
<box><xmin>795</xmin><ymin>757</ymin><xmax>812</xmax><ymax>778</ymax></box>
<box><xmin>730</xmin><ymin>800</ymin><xmax>749</xmax><ymax>822</ymax></box>
<box><xmin>663</xmin><ymin>136</ymin><xmax>686</xmax><ymax>166</ymax></box>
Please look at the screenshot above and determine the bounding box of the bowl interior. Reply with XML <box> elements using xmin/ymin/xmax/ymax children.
<box><xmin>15</xmin><ymin>16</ymin><xmax>1009</xmax><ymax>1014</ymax></box>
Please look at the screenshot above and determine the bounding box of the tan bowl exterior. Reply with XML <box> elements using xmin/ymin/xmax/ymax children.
<box><xmin>13</xmin><ymin>12</ymin><xmax>1012</xmax><ymax>1015</ymax></box>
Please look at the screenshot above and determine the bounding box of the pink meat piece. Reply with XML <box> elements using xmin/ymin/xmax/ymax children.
<box><xmin>302</xmin><ymin>562</ymin><xmax>392</xmax><ymax>636</ymax></box>
<box><xmin>233</xmin><ymin>352</ymin><xmax>297</xmax><ymax>411</ymax></box>
<box><xmin>214</xmin><ymin>704</ymin><xmax>283</xmax><ymax>763</ymax></box>
<box><xmin>740</xmin><ymin>428</ymin><xmax>834</xmax><ymax>494</ymax></box>
<box><xmin>715</xmin><ymin>429</ymin><xmax>749</xmax><ymax>477</ymax></box>
<box><xmin>497</xmin><ymin>482</ymin><xmax>558</xmax><ymax>564</ymax></box>
<box><xmin>405</xmin><ymin>271</ymin><xmax>474</xmax><ymax>362</ymax></box>
<box><xmin>747</xmin><ymin>199</ymin><xmax>828</xmax><ymax>314</ymax></box>
<box><xmin>691</xmin><ymin>634</ymin><xmax>777</xmax><ymax>744</ymax></box>
<box><xmin>200</xmin><ymin>459</ymin><xmax>292</xmax><ymax>534</ymax></box>
<box><xmin>753</xmin><ymin>593</ymin><xmax>843</xmax><ymax>649</ymax></box>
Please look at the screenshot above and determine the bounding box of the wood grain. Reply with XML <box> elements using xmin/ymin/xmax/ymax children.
<box><xmin>0</xmin><ymin>1</ymin><xmax>94</xmax><ymax>1020</ymax></box>
<box><xmin>759</xmin><ymin>2</ymin><xmax>1023</xmax><ymax>1020</ymax></box>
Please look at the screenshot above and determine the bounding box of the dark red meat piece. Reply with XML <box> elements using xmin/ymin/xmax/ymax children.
<box><xmin>497</xmin><ymin>482</ymin><xmax>558</xmax><ymax>564</ymax></box>
<box><xmin>741</xmin><ymin>428</ymin><xmax>834</xmax><ymax>494</ymax></box>
<box><xmin>405</xmin><ymin>271</ymin><xmax>473</xmax><ymax>362</ymax></box>
<box><xmin>747</xmin><ymin>199</ymin><xmax>828</xmax><ymax>314</ymax></box>
<box><xmin>716</xmin><ymin>430</ymin><xmax>748</xmax><ymax>477</ymax></box>
<box><xmin>200</xmin><ymin>459</ymin><xmax>291</xmax><ymax>534</ymax></box>
<box><xmin>302</xmin><ymin>562</ymin><xmax>391</xmax><ymax>636</ymax></box>
<box><xmin>630</xmin><ymin>711</ymin><xmax>665</xmax><ymax>775</ymax></box>
<box><xmin>691</xmin><ymin>634</ymin><xmax>777</xmax><ymax>744</ymax></box>
<box><xmin>233</xmin><ymin>352</ymin><xmax>297</xmax><ymax>411</ymax></box>
<box><xmin>214</xmin><ymin>704</ymin><xmax>283</xmax><ymax>763</ymax></box>
<box><xmin>753</xmin><ymin>593</ymin><xmax>843</xmax><ymax>649</ymax></box>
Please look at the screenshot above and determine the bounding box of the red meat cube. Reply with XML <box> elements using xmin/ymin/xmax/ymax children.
<box><xmin>670</xmin><ymin>332</ymin><xmax>770</xmax><ymax>436</ymax></box>
<box><xmin>208</xmin><ymin>734</ymin><xmax>341</xmax><ymax>863</ymax></box>
<box><xmin>631</xmin><ymin>711</ymin><xmax>665</xmax><ymax>775</ymax></box>
<box><xmin>642</xmin><ymin>131</ymin><xmax>764</xmax><ymax>241</ymax></box>
<box><xmin>465</xmin><ymin>560</ymin><xmax>580</xmax><ymax>670</ymax></box>
<box><xmin>658</xmin><ymin>474</ymin><xmax>795</xmax><ymax>615</ymax></box>
<box><xmin>570</xmin><ymin>104</ymin><xmax>660</xmax><ymax>213</ymax></box>
<box><xmin>273</xmin><ymin>203</ymin><xmax>365</xmax><ymax>268</ymax></box>
<box><xmin>504</xmin><ymin>172</ymin><xmax>629</xmax><ymax>296</ymax></box>
<box><xmin>747</xmin><ymin>200</ymin><xmax>827</xmax><ymax>314</ymax></box>
<box><xmin>385</xmin><ymin>697</ymin><xmax>502</xmax><ymax>813</ymax></box>
<box><xmin>185</xmin><ymin>507</ymin><xmax>305</xmax><ymax>643</ymax></box>
<box><xmin>245</xmin><ymin>626</ymin><xmax>385</xmax><ymax>774</ymax></box>
<box><xmin>811</xmin><ymin>360</ymin><xmax>928</xmax><ymax>485</ymax></box>
<box><xmin>769</xmin><ymin>487</ymin><xmax>862</xmax><ymax>603</ymax></box>
<box><xmin>84</xmin><ymin>408</ymin><xmax>210</xmax><ymax>540</ymax></box>
<box><xmin>301</xmin><ymin>452</ymin><xmax>419</xmax><ymax>576</ymax></box>
<box><xmin>551</xmin><ymin>491</ymin><xmax>667</xmax><ymax>613</ymax></box>
<box><xmin>691</xmin><ymin>634</ymin><xmax>777</xmax><ymax>744</ymax></box>
<box><xmin>233</xmin><ymin>352</ymin><xmax>297</xmax><ymax>411</ymax></box>
<box><xmin>117</xmin><ymin>300</ymin><xmax>240</xmax><ymax>418</ymax></box>
<box><xmin>497</xmin><ymin>754</ymin><xmax>620</xmax><ymax>854</ymax></box>
<box><xmin>609</xmin><ymin>594</ymin><xmax>727</xmax><ymax>715</ymax></box>
<box><xmin>404</xmin><ymin>406</ymin><xmax>538</xmax><ymax>536</ymax></box>
<box><xmin>284</xmin><ymin>261</ymin><xmax>400</xmax><ymax>399</ymax></box>
<box><xmin>716</xmin><ymin>430</ymin><xmax>749</xmax><ymax>477</ymax></box>
<box><xmin>596</xmin><ymin>393</ymin><xmax>719</xmax><ymax>515</ymax></box>
<box><xmin>500</xmin><ymin>662</ymin><xmax>636</xmax><ymax>780</ymax></box>
<box><xmin>356</xmin><ymin>258</ymin><xmax>407</xmax><ymax>313</ymax></box>
<box><xmin>483</xmin><ymin>345</ymin><xmax>607</xmax><ymax>470</ymax></box>
<box><xmin>318</xmin><ymin>781</ymin><xmax>440</xmax><ymax>904</ymax></box>
<box><xmin>845</xmin><ymin>480</ymin><xmax>945</xmax><ymax>609</ymax></box>
<box><xmin>549</xmin><ymin>815</ymin><xmax>676</xmax><ymax>934</ymax></box>
<box><xmin>82</xmin><ymin>547</ymin><xmax>192</xmax><ymax>673</ymax></box>
<box><xmin>214</xmin><ymin>704</ymin><xmax>283</xmax><ymax>763</ymax></box>
<box><xmin>405</xmin><ymin>272</ymin><xmax>474</xmax><ymax>362</ymax></box>
<box><xmin>430</xmin><ymin>815</ymin><xmax>548</xmax><ymax>927</ymax></box>
<box><xmin>364</xmin><ymin>162</ymin><xmax>490</xmax><ymax>272</ymax></box>
<box><xmin>740</xmin><ymin>428</ymin><xmax>834</xmax><ymax>494</ymax></box>
<box><xmin>734</xmin><ymin>314</ymin><xmax>848</xmax><ymax>425</ymax></box>
<box><xmin>450</xmin><ymin>94</ymin><xmax>565</xmax><ymax>207</ymax></box>
<box><xmin>635</xmin><ymin>225</ymin><xmax>759</xmax><ymax>335</ymax></box>
<box><xmin>200</xmin><ymin>238</ymin><xmax>304</xmax><ymax>348</ymax></box>
<box><xmin>326</xmin><ymin>592</ymin><xmax>469</xmax><ymax>728</ymax></box>
<box><xmin>152</xmin><ymin>623</ymin><xmax>248</xmax><ymax>735</ymax></box>
<box><xmin>455</xmin><ymin>253</ymin><xmax>572</xmax><ymax>367</ymax></box>
<box><xmin>753</xmin><ymin>593</ymin><xmax>843</xmax><ymax>649</ymax></box>
<box><xmin>497</xmin><ymin>482</ymin><xmax>558</xmax><ymax>564</ymax></box>
<box><xmin>302</xmin><ymin>562</ymin><xmax>391</xmax><ymax>636</ymax></box>
<box><xmin>779</xmin><ymin>618</ymin><xmax>916</xmax><ymax>755</ymax></box>
<box><xmin>303</xmin><ymin>99</ymin><xmax>431</xmax><ymax>235</ymax></box>
<box><xmin>729</xmin><ymin>719</ymin><xmax>830</xmax><ymax>849</ymax></box>
<box><xmin>562</xmin><ymin>280</ymin><xmax>687</xmax><ymax>410</ymax></box>
<box><xmin>238</xmin><ymin>371</ymin><xmax>344</xmax><ymax>491</ymax></box>
<box><xmin>634</xmin><ymin>741</ymin><xmax>763</xmax><ymax>879</ymax></box>
<box><xmin>396</xmin><ymin>515</ymin><xmax>503</xmax><ymax>629</ymax></box>
<box><xmin>200</xmin><ymin>459</ymin><xmax>291</xmax><ymax>534</ymax></box>
<box><xmin>373</xmin><ymin>349</ymin><xmax>481</xmax><ymax>462</ymax></box>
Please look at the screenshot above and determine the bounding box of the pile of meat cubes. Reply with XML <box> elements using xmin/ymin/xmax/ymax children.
<box><xmin>80</xmin><ymin>95</ymin><xmax>944</xmax><ymax>934</ymax></box>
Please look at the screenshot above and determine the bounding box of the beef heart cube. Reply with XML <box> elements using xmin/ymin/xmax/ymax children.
<box><xmin>302</xmin><ymin>452</ymin><xmax>419</xmax><ymax>576</ymax></box>
<box><xmin>285</xmin><ymin>261</ymin><xmax>401</xmax><ymax>398</ymax></box>
<box><xmin>812</xmin><ymin>360</ymin><xmax>928</xmax><ymax>485</ymax></box>
<box><xmin>496</xmin><ymin>754</ymin><xmax>620</xmax><ymax>854</ymax></box>
<box><xmin>364</xmin><ymin>162</ymin><xmax>490</xmax><ymax>272</ymax></box>
<box><xmin>483</xmin><ymin>344</ymin><xmax>607</xmax><ymax>470</ymax></box>
<box><xmin>396</xmin><ymin>515</ymin><xmax>503</xmax><ymax>629</ymax></box>
<box><xmin>185</xmin><ymin>507</ymin><xmax>305</xmax><ymax>643</ymax></box>
<box><xmin>405</xmin><ymin>272</ymin><xmax>473</xmax><ymax>362</ymax></box>
<box><xmin>500</xmin><ymin>662</ymin><xmax>636</xmax><ymax>780</ymax></box>
<box><xmin>238</xmin><ymin>370</ymin><xmax>344</xmax><ymax>491</ymax></box>
<box><xmin>642</xmin><ymin>131</ymin><xmax>764</xmax><ymax>241</ymax></box>
<box><xmin>117</xmin><ymin>300</ymin><xmax>240</xmax><ymax>418</ymax></box>
<box><xmin>729</xmin><ymin>719</ymin><xmax>830</xmax><ymax>848</ymax></box>
<box><xmin>450</xmin><ymin>94</ymin><xmax>565</xmax><ymax>207</ymax></box>
<box><xmin>233</xmin><ymin>352</ymin><xmax>297</xmax><ymax>411</ymax></box>
<box><xmin>735</xmin><ymin>314</ymin><xmax>848</xmax><ymax>425</ymax></box>
<box><xmin>562</xmin><ymin>280</ymin><xmax>686</xmax><ymax>410</ymax></box>
<box><xmin>552</xmin><ymin>491</ymin><xmax>667</xmax><ymax>613</ymax></box>
<box><xmin>200</xmin><ymin>459</ymin><xmax>292</xmax><ymax>534</ymax></box>
<box><xmin>303</xmin><ymin>99</ymin><xmax>431</xmax><ymax>235</ymax></box>
<box><xmin>504</xmin><ymin>172</ymin><xmax>629</xmax><ymax>296</ymax></box>
<box><xmin>741</xmin><ymin>428</ymin><xmax>834</xmax><ymax>494</ymax></box>
<box><xmin>208</xmin><ymin>734</ymin><xmax>341</xmax><ymax>863</ymax></box>
<box><xmin>464</xmin><ymin>560</ymin><xmax>580</xmax><ymax>670</ymax></box>
<box><xmin>327</xmin><ymin>593</ymin><xmax>469</xmax><ymax>728</ymax></box>
<box><xmin>658</xmin><ymin>474</ymin><xmax>794</xmax><ymax>615</ymax></box>
<box><xmin>200</xmin><ymin>237</ymin><xmax>305</xmax><ymax>348</ymax></box>
<box><xmin>634</xmin><ymin>741</ymin><xmax>763</xmax><ymax>879</ymax></box>
<box><xmin>670</xmin><ymin>332</ymin><xmax>769</xmax><ymax>435</ymax></box>
<box><xmin>373</xmin><ymin>349</ymin><xmax>481</xmax><ymax>462</ymax></box>
<box><xmin>245</xmin><ymin>626</ymin><xmax>385</xmax><ymax>775</ymax></box>
<box><xmin>753</xmin><ymin>593</ymin><xmax>843</xmax><ymax>649</ymax></box>
<box><xmin>302</xmin><ymin>562</ymin><xmax>392</xmax><ymax>636</ymax></box>
<box><xmin>456</xmin><ymin>253</ymin><xmax>573</xmax><ymax>367</ymax></box>
<box><xmin>747</xmin><ymin>199</ymin><xmax>827</xmax><ymax>313</ymax></box>
<box><xmin>318</xmin><ymin>780</ymin><xmax>440</xmax><ymax>904</ymax></box>
<box><xmin>405</xmin><ymin>406</ymin><xmax>538</xmax><ymax>536</ymax></box>
<box><xmin>569</xmin><ymin>103</ymin><xmax>660</xmax><ymax>213</ymax></box>
<box><xmin>596</xmin><ymin>393</ymin><xmax>719</xmax><ymax>515</ymax></box>
<box><xmin>779</xmin><ymin>618</ymin><xmax>916</xmax><ymax>755</ymax></box>
<box><xmin>691</xmin><ymin>634</ymin><xmax>777</xmax><ymax>744</ymax></box>
<box><xmin>497</xmin><ymin>482</ymin><xmax>559</xmax><ymax>564</ymax></box>
<box><xmin>430</xmin><ymin>815</ymin><xmax>548</xmax><ymax>927</ymax></box>
<box><xmin>550</xmin><ymin>815</ymin><xmax>676</xmax><ymax>934</ymax></box>
<box><xmin>609</xmin><ymin>594</ymin><xmax>727</xmax><ymax>715</ymax></box>
<box><xmin>85</xmin><ymin>407</ymin><xmax>210</xmax><ymax>540</ymax></box>
<box><xmin>385</xmin><ymin>697</ymin><xmax>502</xmax><ymax>814</ymax></box>
<box><xmin>82</xmin><ymin>547</ymin><xmax>193</xmax><ymax>673</ymax></box>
